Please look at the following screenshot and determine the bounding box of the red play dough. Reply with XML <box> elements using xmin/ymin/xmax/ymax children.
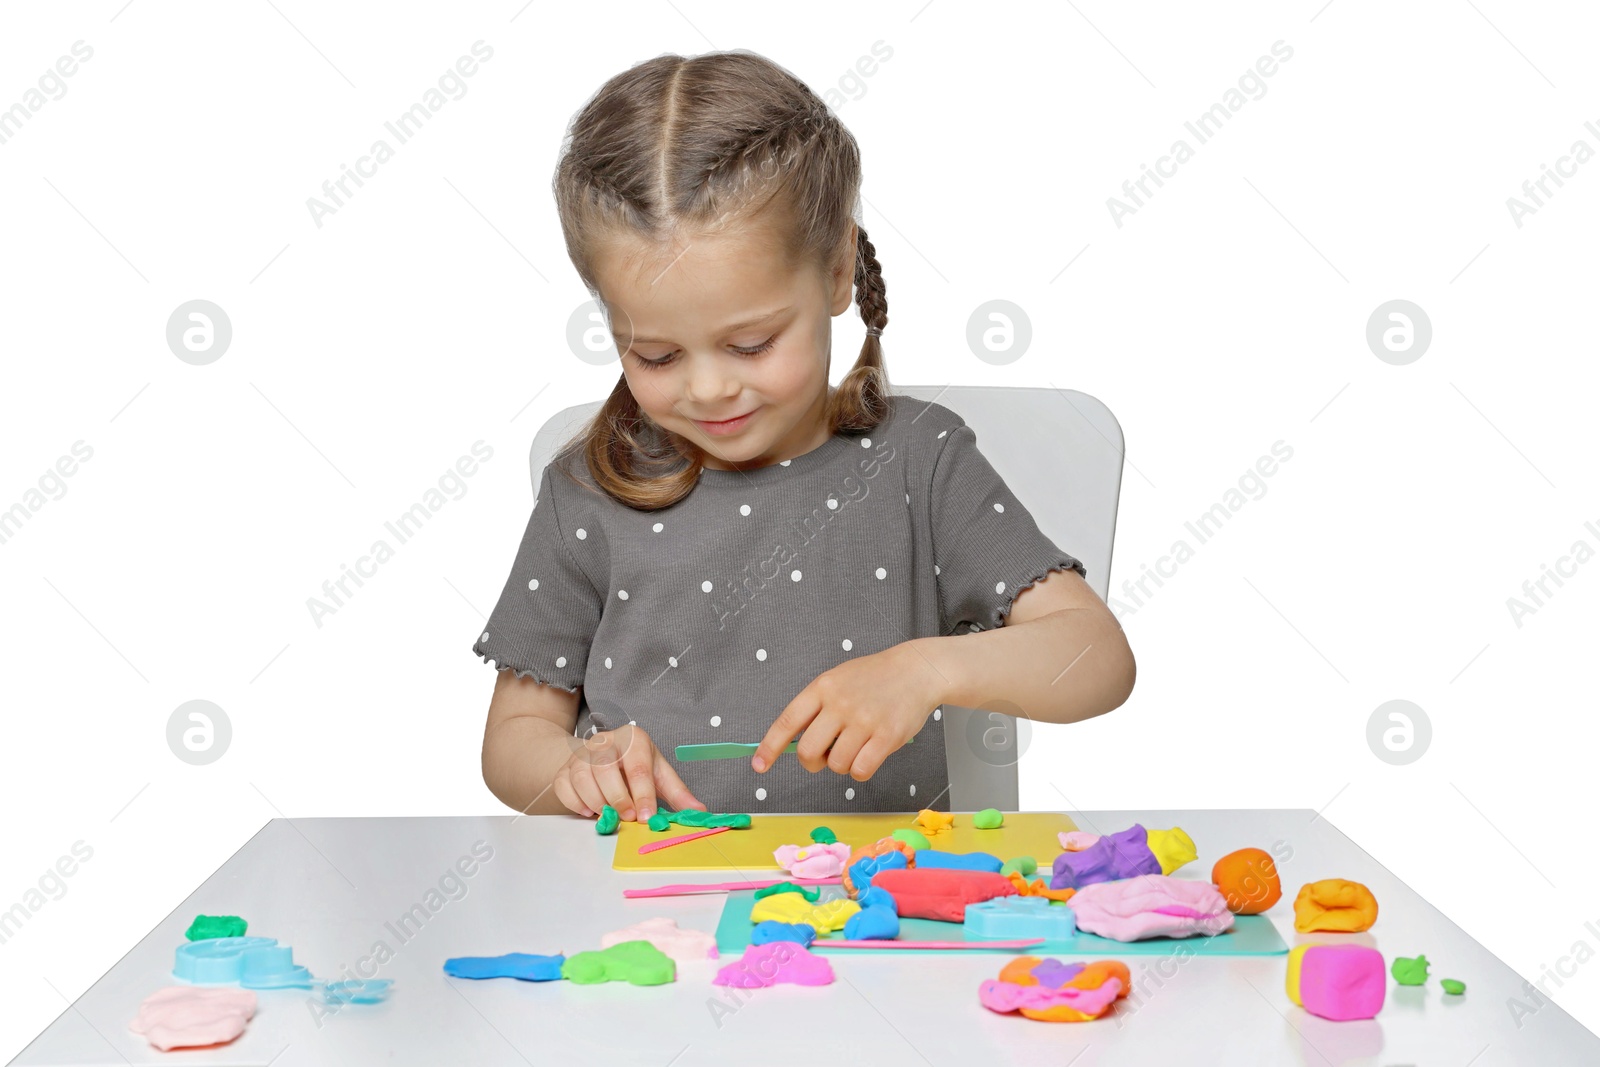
<box><xmin>871</xmin><ymin>868</ymin><xmax>1017</xmax><ymax>922</ymax></box>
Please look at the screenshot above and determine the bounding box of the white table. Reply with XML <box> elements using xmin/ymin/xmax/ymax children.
<box><xmin>13</xmin><ymin>809</ymin><xmax>1599</xmax><ymax>1066</ymax></box>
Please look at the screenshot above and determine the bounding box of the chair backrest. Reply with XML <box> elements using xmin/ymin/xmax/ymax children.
<box><xmin>527</xmin><ymin>385</ymin><xmax>1125</xmax><ymax>811</ymax></box>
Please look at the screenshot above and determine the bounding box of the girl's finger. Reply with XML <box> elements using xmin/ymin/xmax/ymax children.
<box><xmin>652</xmin><ymin>751</ymin><xmax>707</xmax><ymax>813</ymax></box>
<box><xmin>590</xmin><ymin>752</ymin><xmax>638</xmax><ymax>820</ymax></box>
<box><xmin>753</xmin><ymin>686</ymin><xmax>822</xmax><ymax>773</ymax></box>
<box><xmin>794</xmin><ymin>714</ymin><xmax>843</xmax><ymax>774</ymax></box>
<box><xmin>552</xmin><ymin>774</ymin><xmax>592</xmax><ymax>817</ymax></box>
<box><xmin>567</xmin><ymin>761</ymin><xmax>609</xmax><ymax>818</ymax></box>
<box><xmin>849</xmin><ymin>734</ymin><xmax>899</xmax><ymax>781</ymax></box>
<box><xmin>826</xmin><ymin>726</ymin><xmax>870</xmax><ymax>777</ymax></box>
<box><xmin>619</xmin><ymin>734</ymin><xmax>658</xmax><ymax>820</ymax></box>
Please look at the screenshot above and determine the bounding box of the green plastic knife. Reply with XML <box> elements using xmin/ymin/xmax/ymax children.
<box><xmin>676</xmin><ymin>736</ymin><xmax>911</xmax><ymax>762</ymax></box>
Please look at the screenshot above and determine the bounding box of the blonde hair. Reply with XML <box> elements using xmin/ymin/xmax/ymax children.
<box><xmin>551</xmin><ymin>50</ymin><xmax>890</xmax><ymax>510</ymax></box>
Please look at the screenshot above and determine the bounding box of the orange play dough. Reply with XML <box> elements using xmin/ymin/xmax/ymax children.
<box><xmin>1007</xmin><ymin>870</ymin><xmax>1075</xmax><ymax>903</ymax></box>
<box><xmin>840</xmin><ymin>836</ymin><xmax>918</xmax><ymax>897</ymax></box>
<box><xmin>995</xmin><ymin>958</ymin><xmax>1132</xmax><ymax>1022</ymax></box>
<box><xmin>1293</xmin><ymin>878</ymin><xmax>1378</xmax><ymax>933</ymax></box>
<box><xmin>1211</xmin><ymin>847</ymin><xmax>1283</xmax><ymax>914</ymax></box>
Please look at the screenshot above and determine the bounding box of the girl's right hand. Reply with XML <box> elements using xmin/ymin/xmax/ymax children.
<box><xmin>552</xmin><ymin>724</ymin><xmax>707</xmax><ymax>822</ymax></box>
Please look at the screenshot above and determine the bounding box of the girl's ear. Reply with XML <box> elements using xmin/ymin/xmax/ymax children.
<box><xmin>828</xmin><ymin>223</ymin><xmax>858</xmax><ymax>315</ymax></box>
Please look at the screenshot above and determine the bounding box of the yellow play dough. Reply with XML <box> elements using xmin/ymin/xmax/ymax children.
<box><xmin>1284</xmin><ymin>943</ymin><xmax>1312</xmax><ymax>1006</ymax></box>
<box><xmin>750</xmin><ymin>893</ymin><xmax>819</xmax><ymax>925</ymax></box>
<box><xmin>749</xmin><ymin>892</ymin><xmax>860</xmax><ymax>932</ymax></box>
<box><xmin>1145</xmin><ymin>827</ymin><xmax>1198</xmax><ymax>875</ymax></box>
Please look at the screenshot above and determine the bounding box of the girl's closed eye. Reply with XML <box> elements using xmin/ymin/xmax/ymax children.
<box><xmin>634</xmin><ymin>335</ymin><xmax>778</xmax><ymax>370</ymax></box>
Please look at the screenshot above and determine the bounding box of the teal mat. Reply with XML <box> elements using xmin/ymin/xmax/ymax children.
<box><xmin>715</xmin><ymin>887</ymin><xmax>1289</xmax><ymax>956</ymax></box>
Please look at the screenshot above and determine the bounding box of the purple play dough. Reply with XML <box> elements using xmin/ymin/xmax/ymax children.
<box><xmin>1050</xmin><ymin>824</ymin><xmax>1162</xmax><ymax>891</ymax></box>
<box><xmin>1030</xmin><ymin>959</ymin><xmax>1085</xmax><ymax>989</ymax></box>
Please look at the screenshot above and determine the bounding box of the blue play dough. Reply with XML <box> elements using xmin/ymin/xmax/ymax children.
<box><xmin>843</xmin><ymin>906</ymin><xmax>900</xmax><ymax>941</ymax></box>
<box><xmin>751</xmin><ymin>921</ymin><xmax>816</xmax><ymax>947</ymax></box>
<box><xmin>858</xmin><ymin>886</ymin><xmax>898</xmax><ymax>914</ymax></box>
<box><xmin>849</xmin><ymin>850</ymin><xmax>908</xmax><ymax>891</ymax></box>
<box><xmin>914</xmin><ymin>850</ymin><xmax>1003</xmax><ymax>873</ymax></box>
<box><xmin>443</xmin><ymin>952</ymin><xmax>566</xmax><ymax>981</ymax></box>
<box><xmin>320</xmin><ymin>979</ymin><xmax>393</xmax><ymax>1004</ymax></box>
<box><xmin>964</xmin><ymin>896</ymin><xmax>1077</xmax><ymax>940</ymax></box>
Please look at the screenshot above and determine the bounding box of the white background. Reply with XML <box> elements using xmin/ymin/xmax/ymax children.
<box><xmin>2</xmin><ymin>0</ymin><xmax>1597</xmax><ymax>1058</ymax></box>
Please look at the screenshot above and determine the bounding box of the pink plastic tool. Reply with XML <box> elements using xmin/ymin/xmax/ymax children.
<box><xmin>637</xmin><ymin>826</ymin><xmax>732</xmax><ymax>855</ymax></box>
<box><xmin>812</xmin><ymin>938</ymin><xmax>1046</xmax><ymax>950</ymax></box>
<box><xmin>624</xmin><ymin>877</ymin><xmax>842</xmax><ymax>899</ymax></box>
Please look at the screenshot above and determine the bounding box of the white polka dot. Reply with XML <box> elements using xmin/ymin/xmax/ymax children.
<box><xmin>527</xmin><ymin>578</ymin><xmax>540</xmax><ymax>591</ymax></box>
<box><xmin>910</xmin><ymin>784</ymin><xmax>917</xmax><ymax>796</ymax></box>
<box><xmin>842</xmin><ymin>639</ymin><xmax>853</xmax><ymax>651</ymax></box>
<box><xmin>935</xmin><ymin>565</ymin><xmax>941</xmax><ymax>576</ymax></box>
<box><xmin>995</xmin><ymin>581</ymin><xmax>1006</xmax><ymax>594</ymax></box>
<box><xmin>652</xmin><ymin>522</ymin><xmax>664</xmax><ymax>532</ymax></box>
<box><xmin>617</xmin><ymin>589</ymin><xmax>629</xmax><ymax>600</ymax></box>
<box><xmin>481</xmin><ymin>631</ymin><xmax>490</xmax><ymax>642</ymax></box>
<box><xmin>605</xmin><ymin>657</ymin><xmax>613</xmax><ymax>669</ymax></box>
<box><xmin>933</xmin><ymin>708</ymin><xmax>942</xmax><ymax>721</ymax></box>
<box><xmin>861</xmin><ymin>438</ymin><xmax>872</xmax><ymax>448</ymax></box>
<box><xmin>994</xmin><ymin>502</ymin><xmax>1005</xmax><ymax>513</ymax></box>
<box><xmin>875</xmin><ymin>567</ymin><xmax>887</xmax><ymax>579</ymax></box>
<box><xmin>575</xmin><ymin>528</ymin><xmax>588</xmax><ymax>540</ymax></box>
<box><xmin>790</xmin><ymin>569</ymin><xmax>802</xmax><ymax>581</ymax></box>
<box><xmin>826</xmin><ymin>498</ymin><xmax>839</xmax><ymax>510</ymax></box>
<box><xmin>937</xmin><ymin>430</ymin><xmax>948</xmax><ymax>438</ymax></box>
<box><xmin>780</xmin><ymin>459</ymin><xmax>792</xmax><ymax>466</ymax></box>
<box><xmin>701</xmin><ymin>580</ymin><xmax>714</xmax><ymax>593</ymax></box>
<box><xmin>845</xmin><ymin>787</ymin><xmax>855</xmax><ymax>800</ymax></box>
<box><xmin>757</xmin><ymin>648</ymin><xmax>767</xmax><ymax>661</ymax></box>
<box><xmin>710</xmin><ymin>715</ymin><xmax>722</xmax><ymax>727</ymax></box>
<box><xmin>739</xmin><ymin>504</ymin><xmax>751</xmax><ymax>516</ymax></box>
<box><xmin>669</xmin><ymin>656</ymin><xmax>678</xmax><ymax>668</ymax></box>
<box><xmin>756</xmin><ymin>787</ymin><xmax>768</xmax><ymax>801</ymax></box>
<box><xmin>556</xmin><ymin>656</ymin><xmax>567</xmax><ymax>667</ymax></box>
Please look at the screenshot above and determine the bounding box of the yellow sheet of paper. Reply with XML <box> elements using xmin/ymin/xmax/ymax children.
<box><xmin>612</xmin><ymin>811</ymin><xmax>1079</xmax><ymax>871</ymax></box>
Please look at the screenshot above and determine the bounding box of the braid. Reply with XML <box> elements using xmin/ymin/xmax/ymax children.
<box><xmin>853</xmin><ymin>225</ymin><xmax>888</xmax><ymax>336</ymax></box>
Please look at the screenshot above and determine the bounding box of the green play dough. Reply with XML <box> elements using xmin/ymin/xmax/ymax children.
<box><xmin>648</xmin><ymin>812</ymin><xmax>671</xmax><ymax>832</ymax></box>
<box><xmin>1441</xmin><ymin>978</ymin><xmax>1466</xmax><ymax>995</ymax></box>
<box><xmin>1391</xmin><ymin>954</ymin><xmax>1430</xmax><ymax>986</ymax></box>
<box><xmin>891</xmin><ymin>829</ymin><xmax>931</xmax><ymax>851</ymax></box>
<box><xmin>561</xmin><ymin>940</ymin><xmax>675</xmax><ymax>985</ymax></box>
<box><xmin>186</xmin><ymin>915</ymin><xmax>247</xmax><ymax>941</ymax></box>
<box><xmin>668</xmin><ymin>810</ymin><xmax>752</xmax><ymax>829</ymax></box>
<box><xmin>973</xmin><ymin>808</ymin><xmax>1004</xmax><ymax>829</ymax></box>
<box><xmin>809</xmin><ymin>826</ymin><xmax>837</xmax><ymax>844</ymax></box>
<box><xmin>1000</xmin><ymin>856</ymin><xmax>1037</xmax><ymax>878</ymax></box>
<box><xmin>595</xmin><ymin>805</ymin><xmax>620</xmax><ymax>835</ymax></box>
<box><xmin>754</xmin><ymin>881</ymin><xmax>821</xmax><ymax>902</ymax></box>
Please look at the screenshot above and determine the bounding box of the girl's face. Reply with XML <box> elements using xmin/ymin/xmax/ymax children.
<box><xmin>593</xmin><ymin>218</ymin><xmax>856</xmax><ymax>472</ymax></box>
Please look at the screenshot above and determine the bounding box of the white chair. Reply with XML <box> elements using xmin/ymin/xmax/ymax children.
<box><xmin>527</xmin><ymin>384</ymin><xmax>1125</xmax><ymax>811</ymax></box>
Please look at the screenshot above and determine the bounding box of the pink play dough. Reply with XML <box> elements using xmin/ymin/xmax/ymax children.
<box><xmin>1067</xmin><ymin>877</ymin><xmax>1234</xmax><ymax>941</ymax></box>
<box><xmin>1058</xmin><ymin>831</ymin><xmax>1100</xmax><ymax>851</ymax></box>
<box><xmin>712</xmin><ymin>942</ymin><xmax>834</xmax><ymax>987</ymax></box>
<box><xmin>128</xmin><ymin>986</ymin><xmax>256</xmax><ymax>1051</ymax></box>
<box><xmin>599</xmin><ymin>917</ymin><xmax>719</xmax><ymax>962</ymax></box>
<box><xmin>979</xmin><ymin>976</ymin><xmax>1125</xmax><ymax>1018</ymax></box>
<box><xmin>773</xmin><ymin>842</ymin><xmax>853</xmax><ymax>879</ymax></box>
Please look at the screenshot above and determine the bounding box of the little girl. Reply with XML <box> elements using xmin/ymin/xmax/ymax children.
<box><xmin>474</xmin><ymin>50</ymin><xmax>1135</xmax><ymax>821</ymax></box>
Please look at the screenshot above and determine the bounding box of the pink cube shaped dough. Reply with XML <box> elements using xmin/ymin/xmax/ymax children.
<box><xmin>1298</xmin><ymin>945</ymin><xmax>1385</xmax><ymax>1021</ymax></box>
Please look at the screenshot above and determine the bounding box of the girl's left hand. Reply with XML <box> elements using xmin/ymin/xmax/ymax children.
<box><xmin>751</xmin><ymin>640</ymin><xmax>947</xmax><ymax>780</ymax></box>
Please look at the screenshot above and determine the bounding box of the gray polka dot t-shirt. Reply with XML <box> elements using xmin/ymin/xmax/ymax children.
<box><xmin>471</xmin><ymin>394</ymin><xmax>1085</xmax><ymax>814</ymax></box>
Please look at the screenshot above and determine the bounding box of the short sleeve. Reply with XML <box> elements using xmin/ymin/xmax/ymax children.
<box><xmin>469</xmin><ymin>464</ymin><xmax>605</xmax><ymax>691</ymax></box>
<box><xmin>929</xmin><ymin>421</ymin><xmax>1086</xmax><ymax>635</ymax></box>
